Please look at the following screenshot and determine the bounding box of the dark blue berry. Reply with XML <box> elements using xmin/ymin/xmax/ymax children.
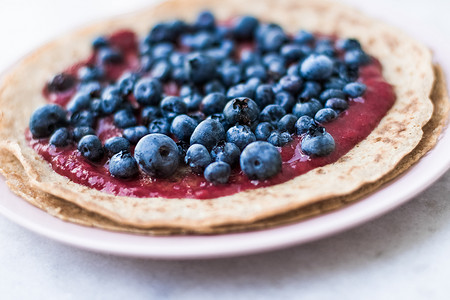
<box><xmin>98</xmin><ymin>47</ymin><xmax>123</xmax><ymax>64</ymax></box>
<box><xmin>293</xmin><ymin>30</ymin><xmax>314</xmax><ymax>44</ymax></box>
<box><xmin>277</xmin><ymin>114</ymin><xmax>298</xmax><ymax>133</ymax></box>
<box><xmin>184</xmin><ymin>53</ymin><xmax>217</xmax><ymax>84</ymax></box>
<box><xmin>204</xmin><ymin>80</ymin><xmax>225</xmax><ymax>94</ymax></box>
<box><xmin>118</xmin><ymin>72</ymin><xmax>139</xmax><ymax>96</ymax></box>
<box><xmin>259</xmin><ymin>104</ymin><xmax>286</xmax><ymax>125</ymax></box>
<box><xmin>160</xmin><ymin>96</ymin><xmax>188</xmax><ymax>120</ymax></box>
<box><xmin>185</xmin><ymin>144</ymin><xmax>212</xmax><ymax>174</ymax></box>
<box><xmin>194</xmin><ymin>11</ymin><xmax>216</xmax><ymax>31</ymax></box>
<box><xmin>262</xmin><ymin>53</ymin><xmax>284</xmax><ymax>67</ymax></box>
<box><xmin>79</xmin><ymin>81</ymin><xmax>102</xmax><ymax>98</ymax></box>
<box><xmin>287</xmin><ymin>64</ymin><xmax>301</xmax><ymax>77</ymax></box>
<box><xmin>344</xmin><ymin>49</ymin><xmax>370</xmax><ymax>66</ymax></box>
<box><xmin>78</xmin><ymin>65</ymin><xmax>103</xmax><ymax>82</ymax></box>
<box><xmin>210</xmin><ymin>141</ymin><xmax>241</xmax><ymax>166</ymax></box>
<box><xmin>141</xmin><ymin>106</ymin><xmax>162</xmax><ymax>125</ymax></box>
<box><xmin>49</xmin><ymin>128</ymin><xmax>70</xmax><ymax>147</ymax></box>
<box><xmin>274</xmin><ymin>91</ymin><xmax>295</xmax><ymax>112</ymax></box>
<box><xmin>301</xmin><ymin>129</ymin><xmax>335</xmax><ymax>157</ymax></box>
<box><xmin>343</xmin><ymin>82</ymin><xmax>367</xmax><ymax>98</ymax></box>
<box><xmin>133</xmin><ymin>77</ymin><xmax>162</xmax><ymax>106</ymax></box>
<box><xmin>190</xmin><ymin>119</ymin><xmax>226</xmax><ymax>150</ymax></box>
<box><xmin>73</xmin><ymin>126</ymin><xmax>95</xmax><ymax>142</ymax></box>
<box><xmin>281</xmin><ymin>44</ymin><xmax>309</xmax><ymax>62</ymax></box>
<box><xmin>245</xmin><ymin>77</ymin><xmax>262</xmax><ymax>98</ymax></box>
<box><xmin>220</xmin><ymin>64</ymin><xmax>242</xmax><ymax>87</ymax></box>
<box><xmin>319</xmin><ymin>89</ymin><xmax>346</xmax><ymax>103</ymax></box>
<box><xmin>148</xmin><ymin>118</ymin><xmax>171</xmax><ymax>135</ymax></box>
<box><xmin>299</xmin><ymin>81</ymin><xmax>322</xmax><ymax>99</ymax></box>
<box><xmin>109</xmin><ymin>151</ymin><xmax>139</xmax><ymax>179</ymax></box>
<box><xmin>315</xmin><ymin>43</ymin><xmax>336</xmax><ymax>57</ymax></box>
<box><xmin>200</xmin><ymin>93</ymin><xmax>228</xmax><ymax>115</ymax></box>
<box><xmin>267</xmin><ymin>60</ymin><xmax>286</xmax><ymax>81</ymax></box>
<box><xmin>254</xmin><ymin>84</ymin><xmax>275</xmax><ymax>108</ymax></box>
<box><xmin>100</xmin><ymin>86</ymin><xmax>123</xmax><ymax>114</ymax></box>
<box><xmin>78</xmin><ymin>135</ymin><xmax>104</xmax><ymax>162</ymax></box>
<box><xmin>171</xmin><ymin>67</ymin><xmax>188</xmax><ymax>84</ymax></box>
<box><xmin>67</xmin><ymin>92</ymin><xmax>91</xmax><ymax>113</ymax></box>
<box><xmin>206</xmin><ymin>113</ymin><xmax>229</xmax><ymax>130</ymax></box>
<box><xmin>337</xmin><ymin>63</ymin><xmax>359</xmax><ymax>82</ymax></box>
<box><xmin>292</xmin><ymin>98</ymin><xmax>323</xmax><ymax>118</ymax></box>
<box><xmin>233</xmin><ymin>16</ymin><xmax>259</xmax><ymax>40</ymax></box>
<box><xmin>92</xmin><ymin>36</ymin><xmax>109</xmax><ymax>49</ymax></box>
<box><xmin>240</xmin><ymin>141</ymin><xmax>282</xmax><ymax>180</ymax></box>
<box><xmin>123</xmin><ymin>126</ymin><xmax>149</xmax><ymax>144</ymax></box>
<box><xmin>295</xmin><ymin>115</ymin><xmax>316</xmax><ymax>135</ymax></box>
<box><xmin>267</xmin><ymin>131</ymin><xmax>292</xmax><ymax>147</ymax></box>
<box><xmin>170</xmin><ymin>115</ymin><xmax>197</xmax><ymax>141</ymax></box>
<box><xmin>259</xmin><ymin>28</ymin><xmax>287</xmax><ymax>52</ymax></box>
<box><xmin>324</xmin><ymin>98</ymin><xmax>348</xmax><ymax>113</ymax></box>
<box><xmin>300</xmin><ymin>54</ymin><xmax>334</xmax><ymax>80</ymax></box>
<box><xmin>240</xmin><ymin>50</ymin><xmax>261</xmax><ymax>66</ymax></box>
<box><xmin>336</xmin><ymin>38</ymin><xmax>361</xmax><ymax>51</ymax></box>
<box><xmin>151</xmin><ymin>42</ymin><xmax>174</xmax><ymax>59</ymax></box>
<box><xmin>315</xmin><ymin>108</ymin><xmax>337</xmax><ymax>123</ymax></box>
<box><xmin>146</xmin><ymin>23</ymin><xmax>177</xmax><ymax>44</ymax></box>
<box><xmin>113</xmin><ymin>109</ymin><xmax>137</xmax><ymax>129</ymax></box>
<box><xmin>245</xmin><ymin>64</ymin><xmax>267</xmax><ymax>81</ymax></box>
<box><xmin>29</xmin><ymin>104</ymin><xmax>67</xmax><ymax>138</ymax></box>
<box><xmin>170</xmin><ymin>52</ymin><xmax>185</xmax><ymax>68</ymax></box>
<box><xmin>181</xmin><ymin>31</ymin><xmax>216</xmax><ymax>50</ymax></box>
<box><xmin>204</xmin><ymin>162</ymin><xmax>231</xmax><ymax>185</ymax></box>
<box><xmin>104</xmin><ymin>136</ymin><xmax>130</xmax><ymax>156</ymax></box>
<box><xmin>70</xmin><ymin>110</ymin><xmax>94</xmax><ymax>127</ymax></box>
<box><xmin>226</xmin><ymin>125</ymin><xmax>256</xmax><ymax>150</ymax></box>
<box><xmin>324</xmin><ymin>77</ymin><xmax>347</xmax><ymax>90</ymax></box>
<box><xmin>255</xmin><ymin>122</ymin><xmax>274</xmax><ymax>141</ymax></box>
<box><xmin>226</xmin><ymin>83</ymin><xmax>253</xmax><ymax>100</ymax></box>
<box><xmin>223</xmin><ymin>97</ymin><xmax>260</xmax><ymax>126</ymax></box>
<box><xmin>279</xmin><ymin>75</ymin><xmax>303</xmax><ymax>94</ymax></box>
<box><xmin>47</xmin><ymin>73</ymin><xmax>76</xmax><ymax>93</ymax></box>
<box><xmin>150</xmin><ymin>59</ymin><xmax>172</xmax><ymax>82</ymax></box>
<box><xmin>134</xmin><ymin>134</ymin><xmax>179</xmax><ymax>178</ymax></box>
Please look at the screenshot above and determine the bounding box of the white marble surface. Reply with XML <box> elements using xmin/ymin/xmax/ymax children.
<box><xmin>0</xmin><ymin>0</ymin><xmax>450</xmax><ymax>299</ymax></box>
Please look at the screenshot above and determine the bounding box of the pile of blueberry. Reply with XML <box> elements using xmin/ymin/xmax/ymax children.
<box><xmin>29</xmin><ymin>11</ymin><xmax>369</xmax><ymax>185</ymax></box>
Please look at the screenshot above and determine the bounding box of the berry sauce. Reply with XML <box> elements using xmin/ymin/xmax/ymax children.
<box><xmin>27</xmin><ymin>29</ymin><xmax>395</xmax><ymax>199</ymax></box>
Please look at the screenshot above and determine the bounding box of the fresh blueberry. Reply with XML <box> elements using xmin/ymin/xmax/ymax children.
<box><xmin>78</xmin><ymin>135</ymin><xmax>104</xmax><ymax>162</ymax></box>
<box><xmin>254</xmin><ymin>84</ymin><xmax>275</xmax><ymax>108</ymax></box>
<box><xmin>319</xmin><ymin>89</ymin><xmax>346</xmax><ymax>103</ymax></box>
<box><xmin>77</xmin><ymin>65</ymin><xmax>103</xmax><ymax>82</ymax></box>
<box><xmin>344</xmin><ymin>49</ymin><xmax>370</xmax><ymax>66</ymax></box>
<box><xmin>210</xmin><ymin>141</ymin><xmax>241</xmax><ymax>166</ymax></box>
<box><xmin>245</xmin><ymin>64</ymin><xmax>267</xmax><ymax>81</ymax></box>
<box><xmin>259</xmin><ymin>104</ymin><xmax>286</xmax><ymax>125</ymax></box>
<box><xmin>240</xmin><ymin>49</ymin><xmax>261</xmax><ymax>66</ymax></box>
<box><xmin>140</xmin><ymin>55</ymin><xmax>155</xmax><ymax>72</ymax></box>
<box><xmin>134</xmin><ymin>133</ymin><xmax>179</xmax><ymax>178</ymax></box>
<box><xmin>151</xmin><ymin>42</ymin><xmax>174</xmax><ymax>59</ymax></box>
<box><xmin>100</xmin><ymin>86</ymin><xmax>123</xmax><ymax>114</ymax></box>
<box><xmin>274</xmin><ymin>91</ymin><xmax>295</xmax><ymax>112</ymax></box>
<box><xmin>98</xmin><ymin>47</ymin><xmax>123</xmax><ymax>64</ymax></box>
<box><xmin>279</xmin><ymin>75</ymin><xmax>303</xmax><ymax>94</ymax></box>
<box><xmin>259</xmin><ymin>27</ymin><xmax>287</xmax><ymax>52</ymax></box>
<box><xmin>233</xmin><ymin>16</ymin><xmax>259</xmax><ymax>40</ymax></box>
<box><xmin>293</xmin><ymin>30</ymin><xmax>314</xmax><ymax>44</ymax></box>
<box><xmin>300</xmin><ymin>54</ymin><xmax>334</xmax><ymax>80</ymax></box>
<box><xmin>146</xmin><ymin>23</ymin><xmax>177</xmax><ymax>44</ymax></box>
<box><xmin>181</xmin><ymin>31</ymin><xmax>216</xmax><ymax>50</ymax></box>
<box><xmin>324</xmin><ymin>77</ymin><xmax>347</xmax><ymax>90</ymax></box>
<box><xmin>171</xmin><ymin>67</ymin><xmax>188</xmax><ymax>84</ymax></box>
<box><xmin>133</xmin><ymin>77</ymin><xmax>162</xmax><ymax>106</ymax></box>
<box><xmin>206</xmin><ymin>113</ymin><xmax>229</xmax><ymax>130</ymax></box>
<box><xmin>182</xmin><ymin>92</ymin><xmax>203</xmax><ymax>112</ymax></box>
<box><xmin>315</xmin><ymin>108</ymin><xmax>337</xmax><ymax>123</ymax></box>
<box><xmin>184</xmin><ymin>53</ymin><xmax>217</xmax><ymax>84</ymax></box>
<box><xmin>267</xmin><ymin>60</ymin><xmax>286</xmax><ymax>81</ymax></box>
<box><xmin>29</xmin><ymin>104</ymin><xmax>67</xmax><ymax>138</ymax></box>
<box><xmin>287</xmin><ymin>64</ymin><xmax>301</xmax><ymax>77</ymax></box>
<box><xmin>70</xmin><ymin>110</ymin><xmax>94</xmax><ymax>127</ymax></box>
<box><xmin>295</xmin><ymin>115</ymin><xmax>316</xmax><ymax>135</ymax></box>
<box><xmin>141</xmin><ymin>106</ymin><xmax>162</xmax><ymax>125</ymax></box>
<box><xmin>117</xmin><ymin>72</ymin><xmax>139</xmax><ymax>96</ymax></box>
<box><xmin>92</xmin><ymin>36</ymin><xmax>109</xmax><ymax>49</ymax></box>
<box><xmin>176</xmin><ymin>141</ymin><xmax>189</xmax><ymax>163</ymax></box>
<box><xmin>226</xmin><ymin>125</ymin><xmax>256</xmax><ymax>150</ymax></box>
<box><xmin>148</xmin><ymin>118</ymin><xmax>171</xmax><ymax>135</ymax></box>
<box><xmin>123</xmin><ymin>126</ymin><xmax>149</xmax><ymax>144</ymax></box>
<box><xmin>324</xmin><ymin>98</ymin><xmax>348</xmax><ymax>113</ymax></box>
<box><xmin>109</xmin><ymin>151</ymin><xmax>139</xmax><ymax>178</ymax></box>
<box><xmin>73</xmin><ymin>126</ymin><xmax>95</xmax><ymax>142</ymax></box>
<box><xmin>204</xmin><ymin>80</ymin><xmax>225</xmax><ymax>94</ymax></box>
<box><xmin>150</xmin><ymin>59</ymin><xmax>172</xmax><ymax>82</ymax></box>
<box><xmin>200</xmin><ymin>93</ymin><xmax>228</xmax><ymax>115</ymax></box>
<box><xmin>226</xmin><ymin>83</ymin><xmax>253</xmax><ymax>100</ymax></box>
<box><xmin>267</xmin><ymin>131</ymin><xmax>292</xmax><ymax>147</ymax></box>
<box><xmin>336</xmin><ymin>38</ymin><xmax>361</xmax><ymax>51</ymax></box>
<box><xmin>79</xmin><ymin>81</ymin><xmax>102</xmax><ymax>98</ymax></box>
<box><xmin>113</xmin><ymin>109</ymin><xmax>137</xmax><ymax>129</ymax></box>
<box><xmin>223</xmin><ymin>97</ymin><xmax>260</xmax><ymax>127</ymax></box>
<box><xmin>185</xmin><ymin>144</ymin><xmax>212</xmax><ymax>174</ymax></box>
<box><xmin>292</xmin><ymin>98</ymin><xmax>323</xmax><ymax>118</ymax></box>
<box><xmin>194</xmin><ymin>11</ymin><xmax>216</xmax><ymax>31</ymax></box>
<box><xmin>170</xmin><ymin>52</ymin><xmax>185</xmax><ymax>68</ymax></box>
<box><xmin>170</xmin><ymin>115</ymin><xmax>197</xmax><ymax>141</ymax></box>
<box><xmin>255</xmin><ymin>122</ymin><xmax>274</xmax><ymax>141</ymax></box>
<box><xmin>240</xmin><ymin>141</ymin><xmax>282</xmax><ymax>180</ymax></box>
<box><xmin>190</xmin><ymin>119</ymin><xmax>226</xmax><ymax>150</ymax></box>
<box><xmin>245</xmin><ymin>77</ymin><xmax>262</xmax><ymax>98</ymax></box>
<box><xmin>160</xmin><ymin>96</ymin><xmax>188</xmax><ymax>120</ymax></box>
<box><xmin>337</xmin><ymin>62</ymin><xmax>359</xmax><ymax>82</ymax></box>
<box><xmin>299</xmin><ymin>81</ymin><xmax>322</xmax><ymax>99</ymax></box>
<box><xmin>277</xmin><ymin>114</ymin><xmax>298</xmax><ymax>133</ymax></box>
<box><xmin>47</xmin><ymin>73</ymin><xmax>76</xmax><ymax>93</ymax></box>
<box><xmin>315</xmin><ymin>43</ymin><xmax>336</xmax><ymax>57</ymax></box>
<box><xmin>104</xmin><ymin>136</ymin><xmax>130</xmax><ymax>156</ymax></box>
<box><xmin>301</xmin><ymin>128</ymin><xmax>335</xmax><ymax>156</ymax></box>
<box><xmin>204</xmin><ymin>161</ymin><xmax>231</xmax><ymax>185</ymax></box>
<box><xmin>281</xmin><ymin>44</ymin><xmax>309</xmax><ymax>62</ymax></box>
<box><xmin>49</xmin><ymin>128</ymin><xmax>71</xmax><ymax>147</ymax></box>
<box><xmin>262</xmin><ymin>53</ymin><xmax>284</xmax><ymax>67</ymax></box>
<box><xmin>220</xmin><ymin>64</ymin><xmax>242</xmax><ymax>87</ymax></box>
<box><xmin>343</xmin><ymin>82</ymin><xmax>367</xmax><ymax>98</ymax></box>
<box><xmin>67</xmin><ymin>92</ymin><xmax>91</xmax><ymax>113</ymax></box>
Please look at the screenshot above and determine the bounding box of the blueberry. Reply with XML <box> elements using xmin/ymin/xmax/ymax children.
<box><xmin>113</xmin><ymin>109</ymin><xmax>137</xmax><ymax>129</ymax></box>
<box><xmin>104</xmin><ymin>136</ymin><xmax>130</xmax><ymax>156</ymax></box>
<box><xmin>336</xmin><ymin>38</ymin><xmax>361</xmax><ymax>51</ymax></box>
<box><xmin>293</xmin><ymin>30</ymin><xmax>315</xmax><ymax>44</ymax></box>
<box><xmin>49</xmin><ymin>128</ymin><xmax>71</xmax><ymax>147</ymax></box>
<box><xmin>274</xmin><ymin>91</ymin><xmax>295</xmax><ymax>112</ymax></box>
<box><xmin>254</xmin><ymin>84</ymin><xmax>275</xmax><ymax>108</ymax></box>
<box><xmin>319</xmin><ymin>89</ymin><xmax>346</xmax><ymax>103</ymax></box>
<box><xmin>240</xmin><ymin>141</ymin><xmax>282</xmax><ymax>180</ymax></box>
<box><xmin>299</xmin><ymin>81</ymin><xmax>322</xmax><ymax>99</ymax></box>
<box><xmin>204</xmin><ymin>47</ymin><xmax>229</xmax><ymax>63</ymax></box>
<box><xmin>148</xmin><ymin>118</ymin><xmax>171</xmax><ymax>135</ymax></box>
<box><xmin>176</xmin><ymin>141</ymin><xmax>189</xmax><ymax>163</ymax></box>
<box><xmin>29</xmin><ymin>104</ymin><xmax>67</xmax><ymax>138</ymax></box>
<box><xmin>123</xmin><ymin>126</ymin><xmax>149</xmax><ymax>144</ymax></box>
<box><xmin>293</xmin><ymin>98</ymin><xmax>323</xmax><ymax>118</ymax></box>
<box><xmin>295</xmin><ymin>115</ymin><xmax>316</xmax><ymax>135</ymax></box>
<box><xmin>172</xmin><ymin>67</ymin><xmax>188</xmax><ymax>84</ymax></box>
<box><xmin>204</xmin><ymin>162</ymin><xmax>231</xmax><ymax>184</ymax></box>
<box><xmin>194</xmin><ymin>11</ymin><xmax>216</xmax><ymax>31</ymax></box>
<box><xmin>78</xmin><ymin>135</ymin><xmax>104</xmax><ymax>162</ymax></box>
<box><xmin>337</xmin><ymin>63</ymin><xmax>359</xmax><ymax>82</ymax></box>
<box><xmin>78</xmin><ymin>65</ymin><xmax>103</xmax><ymax>82</ymax></box>
<box><xmin>200</xmin><ymin>93</ymin><xmax>228</xmax><ymax>115</ymax></box>
<box><xmin>182</xmin><ymin>92</ymin><xmax>203</xmax><ymax>112</ymax></box>
<box><xmin>343</xmin><ymin>82</ymin><xmax>367</xmax><ymax>98</ymax></box>
<box><xmin>98</xmin><ymin>47</ymin><xmax>123</xmax><ymax>64</ymax></box>
<box><xmin>73</xmin><ymin>126</ymin><xmax>95</xmax><ymax>142</ymax></box>
<box><xmin>300</xmin><ymin>54</ymin><xmax>334</xmax><ymax>80</ymax></box>
<box><xmin>92</xmin><ymin>36</ymin><xmax>109</xmax><ymax>49</ymax></box>
<box><xmin>146</xmin><ymin>23</ymin><xmax>177</xmax><ymax>44</ymax></box>
<box><xmin>204</xmin><ymin>80</ymin><xmax>225</xmax><ymax>94</ymax></box>
<box><xmin>245</xmin><ymin>64</ymin><xmax>267</xmax><ymax>81</ymax></box>
<box><xmin>134</xmin><ymin>134</ymin><xmax>179</xmax><ymax>178</ymax></box>
<box><xmin>210</xmin><ymin>141</ymin><xmax>240</xmax><ymax>166</ymax></box>
<box><xmin>185</xmin><ymin>144</ymin><xmax>212</xmax><ymax>174</ymax></box>
<box><xmin>181</xmin><ymin>31</ymin><xmax>216</xmax><ymax>50</ymax></box>
<box><xmin>70</xmin><ymin>110</ymin><xmax>94</xmax><ymax>127</ymax></box>
<box><xmin>281</xmin><ymin>44</ymin><xmax>309</xmax><ymax>62</ymax></box>
<box><xmin>100</xmin><ymin>86</ymin><xmax>123</xmax><ymax>114</ymax></box>
<box><xmin>324</xmin><ymin>77</ymin><xmax>347</xmax><ymax>90</ymax></box>
<box><xmin>315</xmin><ymin>108</ymin><xmax>337</xmax><ymax>123</ymax></box>
<box><xmin>245</xmin><ymin>77</ymin><xmax>262</xmax><ymax>98</ymax></box>
<box><xmin>141</xmin><ymin>106</ymin><xmax>162</xmax><ymax>125</ymax></box>
<box><xmin>324</xmin><ymin>98</ymin><xmax>348</xmax><ymax>113</ymax></box>
<box><xmin>226</xmin><ymin>125</ymin><xmax>256</xmax><ymax>150</ymax></box>
<box><xmin>67</xmin><ymin>92</ymin><xmax>91</xmax><ymax>113</ymax></box>
<box><xmin>277</xmin><ymin>114</ymin><xmax>298</xmax><ymax>133</ymax></box>
<box><xmin>118</xmin><ymin>72</ymin><xmax>139</xmax><ymax>96</ymax></box>
<box><xmin>140</xmin><ymin>55</ymin><xmax>155</xmax><ymax>72</ymax></box>
<box><xmin>259</xmin><ymin>104</ymin><xmax>286</xmax><ymax>125</ymax></box>
<box><xmin>315</xmin><ymin>43</ymin><xmax>336</xmax><ymax>57</ymax></box>
<box><xmin>344</xmin><ymin>49</ymin><xmax>370</xmax><ymax>66</ymax></box>
<box><xmin>267</xmin><ymin>60</ymin><xmax>286</xmax><ymax>81</ymax></box>
<box><xmin>47</xmin><ymin>73</ymin><xmax>76</xmax><ymax>93</ymax></box>
<box><xmin>226</xmin><ymin>83</ymin><xmax>253</xmax><ymax>100</ymax></box>
<box><xmin>79</xmin><ymin>81</ymin><xmax>102</xmax><ymax>98</ymax></box>
<box><xmin>150</xmin><ymin>59</ymin><xmax>172</xmax><ymax>82</ymax></box>
<box><xmin>220</xmin><ymin>64</ymin><xmax>242</xmax><ymax>86</ymax></box>
<box><xmin>109</xmin><ymin>151</ymin><xmax>139</xmax><ymax>179</ymax></box>
<box><xmin>170</xmin><ymin>115</ymin><xmax>197</xmax><ymax>141</ymax></box>
<box><xmin>301</xmin><ymin>128</ymin><xmax>335</xmax><ymax>157</ymax></box>
<box><xmin>240</xmin><ymin>50</ymin><xmax>261</xmax><ymax>66</ymax></box>
<box><xmin>287</xmin><ymin>64</ymin><xmax>301</xmax><ymax>76</ymax></box>
<box><xmin>255</xmin><ymin>122</ymin><xmax>274</xmax><ymax>141</ymax></box>
<box><xmin>279</xmin><ymin>75</ymin><xmax>303</xmax><ymax>94</ymax></box>
<box><xmin>133</xmin><ymin>77</ymin><xmax>162</xmax><ymax>106</ymax></box>
<box><xmin>170</xmin><ymin>52</ymin><xmax>185</xmax><ymax>68</ymax></box>
<box><xmin>206</xmin><ymin>113</ymin><xmax>229</xmax><ymax>130</ymax></box>
<box><xmin>233</xmin><ymin>16</ymin><xmax>259</xmax><ymax>40</ymax></box>
<box><xmin>151</xmin><ymin>42</ymin><xmax>174</xmax><ymax>59</ymax></box>
<box><xmin>267</xmin><ymin>131</ymin><xmax>292</xmax><ymax>147</ymax></box>
<box><xmin>184</xmin><ymin>53</ymin><xmax>217</xmax><ymax>84</ymax></box>
<box><xmin>190</xmin><ymin>119</ymin><xmax>226</xmax><ymax>150</ymax></box>
<box><xmin>160</xmin><ymin>96</ymin><xmax>188</xmax><ymax>120</ymax></box>
<box><xmin>259</xmin><ymin>28</ymin><xmax>287</xmax><ymax>52</ymax></box>
<box><xmin>223</xmin><ymin>97</ymin><xmax>260</xmax><ymax>126</ymax></box>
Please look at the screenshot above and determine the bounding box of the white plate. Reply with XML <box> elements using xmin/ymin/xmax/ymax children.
<box><xmin>0</xmin><ymin>5</ymin><xmax>449</xmax><ymax>259</ymax></box>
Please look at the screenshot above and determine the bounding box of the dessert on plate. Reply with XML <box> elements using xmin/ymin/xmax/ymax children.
<box><xmin>0</xmin><ymin>0</ymin><xmax>448</xmax><ymax>234</ymax></box>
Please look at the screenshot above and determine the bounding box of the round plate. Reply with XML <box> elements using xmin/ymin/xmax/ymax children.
<box><xmin>0</xmin><ymin>5</ymin><xmax>449</xmax><ymax>259</ymax></box>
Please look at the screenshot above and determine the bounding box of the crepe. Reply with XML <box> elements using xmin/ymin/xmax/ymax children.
<box><xmin>0</xmin><ymin>0</ymin><xmax>447</xmax><ymax>233</ymax></box>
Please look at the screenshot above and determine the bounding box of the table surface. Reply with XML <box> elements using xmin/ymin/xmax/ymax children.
<box><xmin>1</xmin><ymin>0</ymin><xmax>450</xmax><ymax>299</ymax></box>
